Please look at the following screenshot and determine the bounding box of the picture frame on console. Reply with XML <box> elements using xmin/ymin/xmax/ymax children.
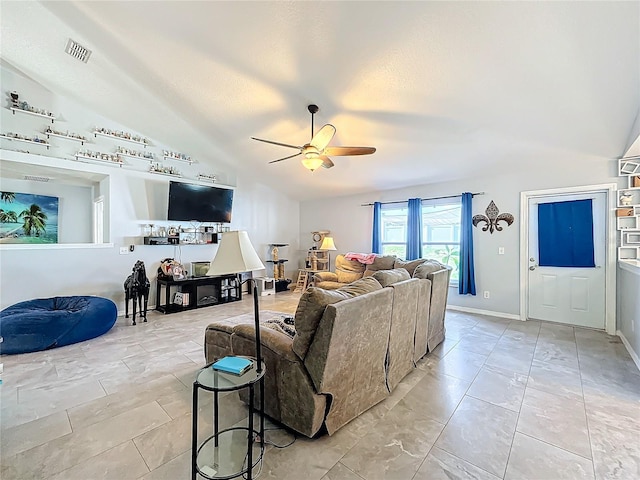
<box><xmin>170</xmin><ymin>264</ymin><xmax>186</xmax><ymax>281</ymax></box>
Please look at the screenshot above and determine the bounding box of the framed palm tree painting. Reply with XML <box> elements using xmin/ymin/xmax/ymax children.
<box><xmin>0</xmin><ymin>191</ymin><xmax>59</xmax><ymax>244</ymax></box>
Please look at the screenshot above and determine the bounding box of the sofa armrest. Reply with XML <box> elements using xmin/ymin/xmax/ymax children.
<box><xmin>313</xmin><ymin>271</ymin><xmax>338</xmax><ymax>283</ymax></box>
<box><xmin>232</xmin><ymin>323</ymin><xmax>327</xmax><ymax>438</ymax></box>
<box><xmin>233</xmin><ymin>323</ymin><xmax>298</xmax><ymax>362</ymax></box>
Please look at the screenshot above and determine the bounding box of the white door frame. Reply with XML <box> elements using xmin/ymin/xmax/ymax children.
<box><xmin>519</xmin><ymin>184</ymin><xmax>617</xmax><ymax>334</ymax></box>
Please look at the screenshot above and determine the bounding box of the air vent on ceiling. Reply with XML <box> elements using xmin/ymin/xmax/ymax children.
<box><xmin>24</xmin><ymin>175</ymin><xmax>50</xmax><ymax>182</ymax></box>
<box><xmin>65</xmin><ymin>38</ymin><xmax>92</xmax><ymax>63</ymax></box>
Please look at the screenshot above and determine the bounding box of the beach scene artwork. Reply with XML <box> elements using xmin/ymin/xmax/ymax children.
<box><xmin>0</xmin><ymin>191</ymin><xmax>59</xmax><ymax>244</ymax></box>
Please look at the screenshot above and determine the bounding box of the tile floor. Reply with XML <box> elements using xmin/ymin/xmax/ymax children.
<box><xmin>1</xmin><ymin>292</ymin><xmax>639</xmax><ymax>479</ymax></box>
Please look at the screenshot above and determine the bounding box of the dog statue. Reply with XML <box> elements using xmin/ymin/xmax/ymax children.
<box><xmin>124</xmin><ymin>260</ymin><xmax>150</xmax><ymax>325</ymax></box>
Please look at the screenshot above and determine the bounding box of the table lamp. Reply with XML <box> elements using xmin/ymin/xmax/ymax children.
<box><xmin>319</xmin><ymin>236</ymin><xmax>337</xmax><ymax>270</ymax></box>
<box><xmin>206</xmin><ymin>231</ymin><xmax>265</xmax><ymax>372</ymax></box>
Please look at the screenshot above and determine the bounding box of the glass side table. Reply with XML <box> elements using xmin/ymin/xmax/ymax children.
<box><xmin>192</xmin><ymin>358</ymin><xmax>265</xmax><ymax>480</ymax></box>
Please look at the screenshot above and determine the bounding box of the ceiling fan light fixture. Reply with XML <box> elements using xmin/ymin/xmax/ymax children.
<box><xmin>301</xmin><ymin>157</ymin><xmax>324</xmax><ymax>171</ymax></box>
<box><xmin>253</xmin><ymin>104</ymin><xmax>375</xmax><ymax>170</ymax></box>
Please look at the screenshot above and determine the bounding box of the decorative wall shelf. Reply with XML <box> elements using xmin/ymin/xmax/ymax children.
<box><xmin>93</xmin><ymin>130</ymin><xmax>149</xmax><ymax>147</ymax></box>
<box><xmin>116</xmin><ymin>146</ymin><xmax>154</xmax><ymax>161</ymax></box>
<box><xmin>3</xmin><ymin>89</ymin><xmax>230</xmax><ymax>187</ymax></box>
<box><xmin>163</xmin><ymin>155</ymin><xmax>193</xmax><ymax>164</ymax></box>
<box><xmin>0</xmin><ymin>134</ymin><xmax>50</xmax><ymax>149</ymax></box>
<box><xmin>197</xmin><ymin>173</ymin><xmax>218</xmax><ymax>183</ymax></box>
<box><xmin>75</xmin><ymin>152</ymin><xmax>123</xmax><ymax>167</ymax></box>
<box><xmin>619</xmin><ymin>156</ymin><xmax>640</xmax><ymax>175</ymax></box>
<box><xmin>44</xmin><ymin>131</ymin><xmax>86</xmax><ymax>145</ymax></box>
<box><xmin>149</xmin><ymin>169</ymin><xmax>181</xmax><ymax>178</ymax></box>
<box><xmin>117</xmin><ymin>152</ymin><xmax>153</xmax><ymax>162</ymax></box>
<box><xmin>163</xmin><ymin>150</ymin><xmax>193</xmax><ymax>164</ymax></box>
<box><xmin>10</xmin><ymin>107</ymin><xmax>55</xmax><ymax>123</ymax></box>
<box><xmin>618</xmin><ymin>157</ymin><xmax>640</xmax><ymax>261</ymax></box>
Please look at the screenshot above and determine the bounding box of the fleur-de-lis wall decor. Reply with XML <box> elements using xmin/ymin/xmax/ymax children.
<box><xmin>472</xmin><ymin>201</ymin><xmax>514</xmax><ymax>234</ymax></box>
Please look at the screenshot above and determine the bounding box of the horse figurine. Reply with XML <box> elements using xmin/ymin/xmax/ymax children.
<box><xmin>124</xmin><ymin>260</ymin><xmax>150</xmax><ymax>325</ymax></box>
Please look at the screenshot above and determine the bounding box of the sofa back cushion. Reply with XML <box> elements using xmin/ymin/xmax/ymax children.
<box><xmin>335</xmin><ymin>254</ymin><xmax>366</xmax><ymax>284</ymax></box>
<box><xmin>292</xmin><ymin>276</ymin><xmax>382</xmax><ymax>359</ymax></box>
<box><xmin>363</xmin><ymin>255</ymin><xmax>397</xmax><ymax>277</ymax></box>
<box><xmin>371</xmin><ymin>268</ymin><xmax>411</xmax><ymax>287</ymax></box>
<box><xmin>413</xmin><ymin>259</ymin><xmax>447</xmax><ymax>279</ymax></box>
<box><xmin>393</xmin><ymin>258</ymin><xmax>426</xmax><ymax>276</ymax></box>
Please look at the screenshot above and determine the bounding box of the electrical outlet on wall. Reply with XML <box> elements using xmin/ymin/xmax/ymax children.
<box><xmin>119</xmin><ymin>247</ymin><xmax>129</xmax><ymax>255</ymax></box>
<box><xmin>483</xmin><ymin>291</ymin><xmax>490</xmax><ymax>299</ymax></box>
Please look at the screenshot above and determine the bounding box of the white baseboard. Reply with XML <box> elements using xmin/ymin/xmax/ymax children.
<box><xmin>617</xmin><ymin>330</ymin><xmax>640</xmax><ymax>371</ymax></box>
<box><xmin>446</xmin><ymin>305</ymin><xmax>522</xmax><ymax>321</ymax></box>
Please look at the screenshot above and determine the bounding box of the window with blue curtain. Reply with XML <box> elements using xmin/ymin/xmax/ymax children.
<box><xmin>378</xmin><ymin>203</ymin><xmax>408</xmax><ymax>258</ymax></box>
<box><xmin>459</xmin><ymin>192</ymin><xmax>476</xmax><ymax>295</ymax></box>
<box><xmin>421</xmin><ymin>199</ymin><xmax>461</xmax><ymax>284</ymax></box>
<box><xmin>372</xmin><ymin>195</ymin><xmax>470</xmax><ymax>289</ymax></box>
<box><xmin>372</xmin><ymin>201</ymin><xmax>382</xmax><ymax>254</ymax></box>
<box><xmin>406</xmin><ymin>198</ymin><xmax>423</xmax><ymax>260</ymax></box>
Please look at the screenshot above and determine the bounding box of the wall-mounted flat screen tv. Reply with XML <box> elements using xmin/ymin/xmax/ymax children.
<box><xmin>167</xmin><ymin>181</ymin><xmax>233</xmax><ymax>223</ymax></box>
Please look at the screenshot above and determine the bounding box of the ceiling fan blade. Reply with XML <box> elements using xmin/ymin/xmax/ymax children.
<box><xmin>268</xmin><ymin>152</ymin><xmax>302</xmax><ymax>164</ymax></box>
<box><xmin>324</xmin><ymin>146</ymin><xmax>376</xmax><ymax>156</ymax></box>
<box><xmin>310</xmin><ymin>124</ymin><xmax>336</xmax><ymax>151</ymax></box>
<box><xmin>251</xmin><ymin>137</ymin><xmax>301</xmax><ymax>150</ymax></box>
<box><xmin>320</xmin><ymin>155</ymin><xmax>334</xmax><ymax>169</ymax></box>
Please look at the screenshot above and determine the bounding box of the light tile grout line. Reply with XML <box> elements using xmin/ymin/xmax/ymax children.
<box><xmin>431</xmin><ymin>317</ymin><xmax>541</xmax><ymax>479</ymax></box>
<box><xmin>575</xmin><ymin>330</ymin><xmax>598</xmax><ymax>477</ymax></box>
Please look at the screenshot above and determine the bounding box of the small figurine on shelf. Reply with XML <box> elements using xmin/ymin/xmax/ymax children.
<box><xmin>10</xmin><ymin>91</ymin><xmax>19</xmax><ymax>108</ymax></box>
<box><xmin>620</xmin><ymin>192</ymin><xmax>634</xmax><ymax>206</ymax></box>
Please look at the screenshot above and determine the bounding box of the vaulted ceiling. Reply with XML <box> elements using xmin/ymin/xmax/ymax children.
<box><xmin>2</xmin><ymin>1</ymin><xmax>639</xmax><ymax>200</ymax></box>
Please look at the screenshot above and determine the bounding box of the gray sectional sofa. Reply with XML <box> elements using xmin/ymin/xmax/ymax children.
<box><xmin>204</xmin><ymin>259</ymin><xmax>452</xmax><ymax>437</ymax></box>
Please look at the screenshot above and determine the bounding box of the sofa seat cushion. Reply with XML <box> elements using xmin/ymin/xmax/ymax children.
<box><xmin>372</xmin><ymin>268</ymin><xmax>411</xmax><ymax>287</ymax></box>
<box><xmin>394</xmin><ymin>258</ymin><xmax>427</xmax><ymax>276</ymax></box>
<box><xmin>292</xmin><ymin>276</ymin><xmax>383</xmax><ymax>359</ymax></box>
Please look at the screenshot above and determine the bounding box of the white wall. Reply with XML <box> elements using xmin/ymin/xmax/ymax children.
<box><xmin>0</xmin><ymin>161</ymin><xmax>300</xmax><ymax>313</ymax></box>
<box><xmin>301</xmin><ymin>154</ymin><xmax>625</xmax><ymax>318</ymax></box>
<box><xmin>617</xmin><ymin>263</ymin><xmax>640</xmax><ymax>367</ymax></box>
<box><xmin>0</xmin><ymin>65</ymin><xmax>300</xmax><ymax>311</ymax></box>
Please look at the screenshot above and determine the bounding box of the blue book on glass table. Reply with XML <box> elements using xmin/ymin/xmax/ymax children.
<box><xmin>212</xmin><ymin>356</ymin><xmax>253</xmax><ymax>376</ymax></box>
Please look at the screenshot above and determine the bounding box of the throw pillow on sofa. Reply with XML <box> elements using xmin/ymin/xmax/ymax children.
<box><xmin>292</xmin><ymin>276</ymin><xmax>383</xmax><ymax>359</ymax></box>
<box><xmin>335</xmin><ymin>255</ymin><xmax>366</xmax><ymax>284</ymax></box>
<box><xmin>413</xmin><ymin>260</ymin><xmax>447</xmax><ymax>279</ymax></box>
<box><xmin>363</xmin><ymin>255</ymin><xmax>397</xmax><ymax>277</ymax></box>
<box><xmin>371</xmin><ymin>268</ymin><xmax>411</xmax><ymax>287</ymax></box>
<box><xmin>393</xmin><ymin>258</ymin><xmax>426</xmax><ymax>276</ymax></box>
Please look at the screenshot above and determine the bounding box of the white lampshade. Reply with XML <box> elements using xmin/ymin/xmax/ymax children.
<box><xmin>319</xmin><ymin>236</ymin><xmax>337</xmax><ymax>251</ymax></box>
<box><xmin>206</xmin><ymin>231</ymin><xmax>265</xmax><ymax>276</ymax></box>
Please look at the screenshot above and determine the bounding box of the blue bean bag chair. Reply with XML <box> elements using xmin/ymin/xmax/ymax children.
<box><xmin>0</xmin><ymin>296</ymin><xmax>117</xmax><ymax>355</ymax></box>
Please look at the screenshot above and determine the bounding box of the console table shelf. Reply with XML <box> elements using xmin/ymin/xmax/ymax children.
<box><xmin>156</xmin><ymin>274</ymin><xmax>241</xmax><ymax>314</ymax></box>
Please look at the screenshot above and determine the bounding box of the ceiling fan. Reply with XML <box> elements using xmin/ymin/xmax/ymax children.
<box><xmin>251</xmin><ymin>104</ymin><xmax>376</xmax><ymax>171</ymax></box>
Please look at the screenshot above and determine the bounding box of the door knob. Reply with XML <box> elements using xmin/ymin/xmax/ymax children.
<box><xmin>529</xmin><ymin>265</ymin><xmax>536</xmax><ymax>271</ymax></box>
